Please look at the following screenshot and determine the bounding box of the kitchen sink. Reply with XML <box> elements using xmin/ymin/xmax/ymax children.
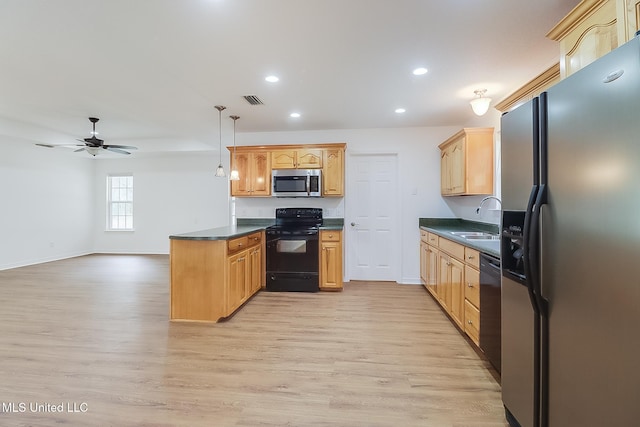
<box><xmin>462</xmin><ymin>235</ymin><xmax>500</xmax><ymax>241</ymax></box>
<box><xmin>450</xmin><ymin>231</ymin><xmax>500</xmax><ymax>240</ymax></box>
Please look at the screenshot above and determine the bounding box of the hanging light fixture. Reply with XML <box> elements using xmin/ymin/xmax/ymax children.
<box><xmin>229</xmin><ymin>115</ymin><xmax>240</xmax><ymax>181</ymax></box>
<box><xmin>470</xmin><ymin>89</ymin><xmax>492</xmax><ymax>116</ymax></box>
<box><xmin>214</xmin><ymin>105</ymin><xmax>227</xmax><ymax>177</ymax></box>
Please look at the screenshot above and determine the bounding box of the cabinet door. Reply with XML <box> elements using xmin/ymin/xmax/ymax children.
<box><xmin>420</xmin><ymin>240</ymin><xmax>428</xmax><ymax>286</ymax></box>
<box><xmin>296</xmin><ymin>149</ymin><xmax>323</xmax><ymax>168</ymax></box>
<box><xmin>320</xmin><ymin>232</ymin><xmax>343</xmax><ymax>290</ymax></box>
<box><xmin>250</xmin><ymin>152</ymin><xmax>271</xmax><ymax>196</ymax></box>
<box><xmin>271</xmin><ymin>150</ymin><xmax>296</xmax><ymax>169</ymax></box>
<box><xmin>248</xmin><ymin>245</ymin><xmax>262</xmax><ymax>295</ymax></box>
<box><xmin>227</xmin><ymin>251</ymin><xmax>248</xmax><ymax>314</ymax></box>
<box><xmin>440</xmin><ymin>148</ymin><xmax>451</xmax><ymax>195</ymax></box>
<box><xmin>449</xmin><ymin>138</ymin><xmax>465</xmax><ymax>194</ymax></box>
<box><xmin>449</xmin><ymin>257</ymin><xmax>465</xmax><ymax>328</ymax></box>
<box><xmin>426</xmin><ymin>245</ymin><xmax>438</xmax><ymax>297</ymax></box>
<box><xmin>437</xmin><ymin>252</ymin><xmax>450</xmax><ymax>309</ymax></box>
<box><xmin>322</xmin><ymin>148</ymin><xmax>344</xmax><ymax>196</ymax></box>
<box><xmin>230</xmin><ymin>152</ymin><xmax>251</xmax><ymax>196</ymax></box>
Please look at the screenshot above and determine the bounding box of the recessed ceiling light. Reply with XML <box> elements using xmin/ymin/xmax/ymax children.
<box><xmin>265</xmin><ymin>75</ymin><xmax>279</xmax><ymax>83</ymax></box>
<box><xmin>290</xmin><ymin>112</ymin><xmax>301</xmax><ymax>118</ymax></box>
<box><xmin>412</xmin><ymin>67</ymin><xmax>428</xmax><ymax>76</ymax></box>
<box><xmin>395</xmin><ymin>108</ymin><xmax>406</xmax><ymax>114</ymax></box>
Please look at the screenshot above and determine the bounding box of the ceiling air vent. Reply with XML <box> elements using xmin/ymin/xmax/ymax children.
<box><xmin>243</xmin><ymin>95</ymin><xmax>264</xmax><ymax>105</ymax></box>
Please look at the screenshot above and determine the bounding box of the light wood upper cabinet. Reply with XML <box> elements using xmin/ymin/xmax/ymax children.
<box><xmin>498</xmin><ymin>0</ymin><xmax>640</xmax><ymax>113</ymax></box>
<box><xmin>547</xmin><ymin>0</ymin><xmax>640</xmax><ymax>79</ymax></box>
<box><xmin>230</xmin><ymin>151</ymin><xmax>271</xmax><ymax>197</ymax></box>
<box><xmin>547</xmin><ymin>0</ymin><xmax>619</xmax><ymax>78</ymax></box>
<box><xmin>271</xmin><ymin>148</ymin><xmax>322</xmax><ymax>169</ymax></box>
<box><xmin>438</xmin><ymin>128</ymin><xmax>494</xmax><ymax>196</ymax></box>
<box><xmin>620</xmin><ymin>0</ymin><xmax>640</xmax><ymax>39</ymax></box>
<box><xmin>228</xmin><ymin>143</ymin><xmax>345</xmax><ymax>198</ymax></box>
<box><xmin>322</xmin><ymin>147</ymin><xmax>344</xmax><ymax>196</ymax></box>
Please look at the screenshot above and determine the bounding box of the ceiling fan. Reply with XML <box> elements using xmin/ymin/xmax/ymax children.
<box><xmin>74</xmin><ymin>117</ymin><xmax>137</xmax><ymax>156</ymax></box>
<box><xmin>36</xmin><ymin>117</ymin><xmax>137</xmax><ymax>156</ymax></box>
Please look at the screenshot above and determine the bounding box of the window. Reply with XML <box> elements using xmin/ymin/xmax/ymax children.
<box><xmin>107</xmin><ymin>174</ymin><xmax>134</xmax><ymax>230</ymax></box>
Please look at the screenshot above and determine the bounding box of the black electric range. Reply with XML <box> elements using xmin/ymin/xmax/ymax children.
<box><xmin>265</xmin><ymin>208</ymin><xmax>323</xmax><ymax>292</ymax></box>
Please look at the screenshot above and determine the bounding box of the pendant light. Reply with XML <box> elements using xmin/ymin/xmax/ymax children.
<box><xmin>229</xmin><ymin>115</ymin><xmax>240</xmax><ymax>181</ymax></box>
<box><xmin>214</xmin><ymin>105</ymin><xmax>226</xmax><ymax>177</ymax></box>
<box><xmin>470</xmin><ymin>89</ymin><xmax>492</xmax><ymax>116</ymax></box>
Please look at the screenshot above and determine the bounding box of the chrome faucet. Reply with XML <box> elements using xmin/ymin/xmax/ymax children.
<box><xmin>476</xmin><ymin>196</ymin><xmax>502</xmax><ymax>214</ymax></box>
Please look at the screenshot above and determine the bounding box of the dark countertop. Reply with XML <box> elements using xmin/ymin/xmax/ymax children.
<box><xmin>419</xmin><ymin>218</ymin><xmax>500</xmax><ymax>258</ymax></box>
<box><xmin>169</xmin><ymin>218</ymin><xmax>344</xmax><ymax>241</ymax></box>
<box><xmin>169</xmin><ymin>225</ymin><xmax>267</xmax><ymax>241</ymax></box>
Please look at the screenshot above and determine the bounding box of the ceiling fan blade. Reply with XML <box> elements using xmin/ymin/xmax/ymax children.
<box><xmin>74</xmin><ymin>147</ymin><xmax>87</xmax><ymax>153</ymax></box>
<box><xmin>35</xmin><ymin>143</ymin><xmax>55</xmax><ymax>148</ymax></box>
<box><xmin>105</xmin><ymin>147</ymin><xmax>131</xmax><ymax>155</ymax></box>
<box><xmin>105</xmin><ymin>144</ymin><xmax>137</xmax><ymax>150</ymax></box>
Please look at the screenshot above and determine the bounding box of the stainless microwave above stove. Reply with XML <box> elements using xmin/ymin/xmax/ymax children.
<box><xmin>272</xmin><ymin>169</ymin><xmax>322</xmax><ymax>197</ymax></box>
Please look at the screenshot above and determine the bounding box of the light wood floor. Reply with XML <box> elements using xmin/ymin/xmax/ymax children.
<box><xmin>0</xmin><ymin>254</ymin><xmax>507</xmax><ymax>427</ymax></box>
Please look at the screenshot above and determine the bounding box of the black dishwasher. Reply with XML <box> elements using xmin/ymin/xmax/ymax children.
<box><xmin>479</xmin><ymin>253</ymin><xmax>501</xmax><ymax>374</ymax></box>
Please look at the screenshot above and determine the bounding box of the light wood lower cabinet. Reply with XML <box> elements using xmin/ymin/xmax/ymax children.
<box><xmin>320</xmin><ymin>230</ymin><xmax>343</xmax><ymax>290</ymax></box>
<box><xmin>420</xmin><ymin>230</ymin><xmax>439</xmax><ymax>297</ymax></box>
<box><xmin>170</xmin><ymin>231</ymin><xmax>264</xmax><ymax>322</ymax></box>
<box><xmin>419</xmin><ymin>228</ymin><xmax>488</xmax><ymax>347</ymax></box>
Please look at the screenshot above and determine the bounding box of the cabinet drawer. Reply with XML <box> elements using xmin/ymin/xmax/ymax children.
<box><xmin>427</xmin><ymin>232</ymin><xmax>439</xmax><ymax>245</ymax></box>
<box><xmin>464</xmin><ymin>265</ymin><xmax>480</xmax><ymax>308</ymax></box>
<box><xmin>321</xmin><ymin>230</ymin><xmax>341</xmax><ymax>242</ymax></box>
<box><xmin>438</xmin><ymin>237</ymin><xmax>464</xmax><ymax>260</ymax></box>
<box><xmin>464</xmin><ymin>247</ymin><xmax>480</xmax><ymax>269</ymax></box>
<box><xmin>420</xmin><ymin>229</ymin><xmax>428</xmax><ymax>243</ymax></box>
<box><xmin>246</xmin><ymin>232</ymin><xmax>262</xmax><ymax>247</ymax></box>
<box><xmin>227</xmin><ymin>236</ymin><xmax>249</xmax><ymax>254</ymax></box>
<box><xmin>464</xmin><ymin>299</ymin><xmax>480</xmax><ymax>346</ymax></box>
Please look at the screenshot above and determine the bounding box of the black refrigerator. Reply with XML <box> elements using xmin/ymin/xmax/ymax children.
<box><xmin>500</xmin><ymin>34</ymin><xmax>640</xmax><ymax>427</ymax></box>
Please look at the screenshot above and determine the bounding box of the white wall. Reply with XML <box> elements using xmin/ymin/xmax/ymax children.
<box><xmin>0</xmin><ymin>140</ymin><xmax>94</xmax><ymax>270</ymax></box>
<box><xmin>92</xmin><ymin>152</ymin><xmax>230</xmax><ymax>254</ymax></box>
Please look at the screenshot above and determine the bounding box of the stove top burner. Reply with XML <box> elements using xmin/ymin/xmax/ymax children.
<box><xmin>272</xmin><ymin>207</ymin><xmax>323</xmax><ymax>229</ymax></box>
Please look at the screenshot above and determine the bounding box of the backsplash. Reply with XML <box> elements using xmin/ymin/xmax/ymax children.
<box><xmin>234</xmin><ymin>197</ymin><xmax>345</xmax><ymax>219</ymax></box>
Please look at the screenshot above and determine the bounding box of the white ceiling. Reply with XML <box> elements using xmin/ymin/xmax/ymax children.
<box><xmin>0</xmin><ymin>0</ymin><xmax>579</xmax><ymax>154</ymax></box>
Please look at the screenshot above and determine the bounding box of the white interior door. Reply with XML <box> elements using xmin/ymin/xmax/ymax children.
<box><xmin>346</xmin><ymin>153</ymin><xmax>398</xmax><ymax>281</ymax></box>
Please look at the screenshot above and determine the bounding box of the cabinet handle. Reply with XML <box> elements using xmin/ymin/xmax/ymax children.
<box><xmin>329</xmin><ymin>234</ymin><xmax>333</xmax><ymax>238</ymax></box>
<box><xmin>468</xmin><ymin>320</ymin><xmax>473</xmax><ymax>325</ymax></box>
<box><xmin>467</xmin><ymin>283</ymin><xmax>473</xmax><ymax>288</ymax></box>
<box><xmin>238</xmin><ymin>257</ymin><xmax>245</xmax><ymax>262</ymax></box>
<box><xmin>467</xmin><ymin>255</ymin><xmax>475</xmax><ymax>260</ymax></box>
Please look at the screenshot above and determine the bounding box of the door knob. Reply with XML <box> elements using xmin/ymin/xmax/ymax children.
<box><xmin>350</xmin><ymin>222</ymin><xmax>357</xmax><ymax>226</ymax></box>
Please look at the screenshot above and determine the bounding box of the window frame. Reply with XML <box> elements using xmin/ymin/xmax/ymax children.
<box><xmin>106</xmin><ymin>174</ymin><xmax>134</xmax><ymax>231</ymax></box>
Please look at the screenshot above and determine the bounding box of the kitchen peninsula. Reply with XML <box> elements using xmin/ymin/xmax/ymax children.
<box><xmin>169</xmin><ymin>218</ymin><xmax>344</xmax><ymax>322</ymax></box>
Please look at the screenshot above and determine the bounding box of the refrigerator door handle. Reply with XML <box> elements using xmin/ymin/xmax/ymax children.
<box><xmin>522</xmin><ymin>184</ymin><xmax>540</xmax><ymax>314</ymax></box>
<box><xmin>529</xmin><ymin>184</ymin><xmax>549</xmax><ymax>316</ymax></box>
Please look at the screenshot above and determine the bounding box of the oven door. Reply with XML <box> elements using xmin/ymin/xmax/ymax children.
<box><xmin>266</xmin><ymin>230</ymin><xmax>319</xmax><ymax>273</ymax></box>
